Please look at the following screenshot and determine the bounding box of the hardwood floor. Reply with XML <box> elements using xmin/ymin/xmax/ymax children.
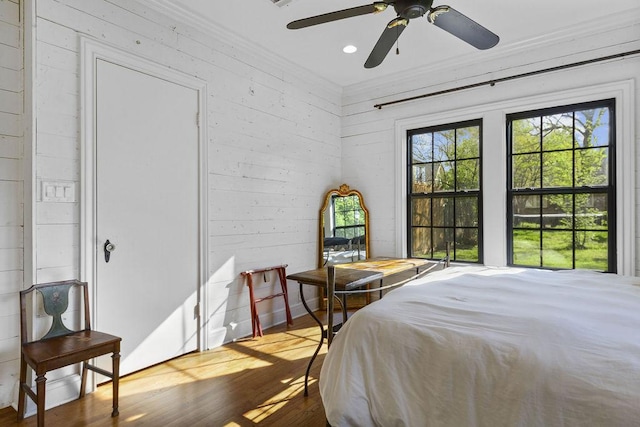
<box><xmin>1</xmin><ymin>313</ymin><xmax>332</xmax><ymax>426</ymax></box>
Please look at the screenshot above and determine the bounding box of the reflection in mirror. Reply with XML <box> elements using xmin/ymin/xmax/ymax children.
<box><xmin>318</xmin><ymin>184</ymin><xmax>370</xmax><ymax>268</ymax></box>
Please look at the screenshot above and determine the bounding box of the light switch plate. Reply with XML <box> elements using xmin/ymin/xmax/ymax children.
<box><xmin>42</xmin><ymin>181</ymin><xmax>76</xmax><ymax>202</ymax></box>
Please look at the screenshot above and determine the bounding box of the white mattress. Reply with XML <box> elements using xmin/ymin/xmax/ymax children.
<box><xmin>319</xmin><ymin>266</ymin><xmax>640</xmax><ymax>426</ymax></box>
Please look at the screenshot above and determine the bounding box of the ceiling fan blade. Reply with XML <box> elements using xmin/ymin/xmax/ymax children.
<box><xmin>287</xmin><ymin>3</ymin><xmax>388</xmax><ymax>30</ymax></box>
<box><xmin>428</xmin><ymin>6</ymin><xmax>499</xmax><ymax>50</ymax></box>
<box><xmin>364</xmin><ymin>19</ymin><xmax>408</xmax><ymax>69</ymax></box>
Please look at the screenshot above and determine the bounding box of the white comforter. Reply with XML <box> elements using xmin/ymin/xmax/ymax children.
<box><xmin>319</xmin><ymin>266</ymin><xmax>640</xmax><ymax>427</ymax></box>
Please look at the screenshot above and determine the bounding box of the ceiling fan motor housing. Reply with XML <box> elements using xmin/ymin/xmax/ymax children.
<box><xmin>394</xmin><ymin>0</ymin><xmax>434</xmax><ymax>19</ymax></box>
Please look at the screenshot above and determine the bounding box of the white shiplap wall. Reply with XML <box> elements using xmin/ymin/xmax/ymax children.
<box><xmin>0</xmin><ymin>0</ymin><xmax>342</xmax><ymax>410</ymax></box>
<box><xmin>0</xmin><ymin>0</ymin><xmax>23</xmax><ymax>410</ymax></box>
<box><xmin>341</xmin><ymin>12</ymin><xmax>640</xmax><ymax>273</ymax></box>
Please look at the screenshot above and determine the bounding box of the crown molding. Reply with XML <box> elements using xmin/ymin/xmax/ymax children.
<box><xmin>137</xmin><ymin>0</ymin><xmax>342</xmax><ymax>98</ymax></box>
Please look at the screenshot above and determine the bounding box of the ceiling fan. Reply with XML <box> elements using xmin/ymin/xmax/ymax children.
<box><xmin>287</xmin><ymin>0</ymin><xmax>499</xmax><ymax>69</ymax></box>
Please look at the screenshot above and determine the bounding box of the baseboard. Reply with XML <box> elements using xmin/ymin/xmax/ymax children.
<box><xmin>207</xmin><ymin>297</ymin><xmax>320</xmax><ymax>348</ymax></box>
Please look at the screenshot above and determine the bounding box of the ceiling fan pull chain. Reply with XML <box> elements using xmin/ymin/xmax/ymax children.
<box><xmin>396</xmin><ymin>27</ymin><xmax>400</xmax><ymax>55</ymax></box>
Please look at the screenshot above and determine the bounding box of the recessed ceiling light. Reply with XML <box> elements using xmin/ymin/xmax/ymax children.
<box><xmin>343</xmin><ymin>45</ymin><xmax>357</xmax><ymax>54</ymax></box>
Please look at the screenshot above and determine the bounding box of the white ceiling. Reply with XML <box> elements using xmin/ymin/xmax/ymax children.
<box><xmin>148</xmin><ymin>0</ymin><xmax>639</xmax><ymax>87</ymax></box>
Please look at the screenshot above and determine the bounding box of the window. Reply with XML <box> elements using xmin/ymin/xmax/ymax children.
<box><xmin>407</xmin><ymin>120</ymin><xmax>482</xmax><ymax>262</ymax></box>
<box><xmin>507</xmin><ymin>99</ymin><xmax>616</xmax><ymax>272</ymax></box>
<box><xmin>332</xmin><ymin>194</ymin><xmax>365</xmax><ymax>239</ymax></box>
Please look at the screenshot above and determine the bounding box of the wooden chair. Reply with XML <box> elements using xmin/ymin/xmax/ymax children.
<box><xmin>17</xmin><ymin>280</ymin><xmax>121</xmax><ymax>426</ymax></box>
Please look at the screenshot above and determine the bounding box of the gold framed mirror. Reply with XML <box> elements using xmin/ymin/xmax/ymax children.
<box><xmin>318</xmin><ymin>184</ymin><xmax>370</xmax><ymax>268</ymax></box>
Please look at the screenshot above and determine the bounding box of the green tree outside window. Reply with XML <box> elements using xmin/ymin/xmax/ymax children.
<box><xmin>408</xmin><ymin>121</ymin><xmax>482</xmax><ymax>262</ymax></box>
<box><xmin>508</xmin><ymin>100</ymin><xmax>614</xmax><ymax>272</ymax></box>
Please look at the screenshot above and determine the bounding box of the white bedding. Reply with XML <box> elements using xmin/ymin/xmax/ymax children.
<box><xmin>319</xmin><ymin>266</ymin><xmax>640</xmax><ymax>427</ymax></box>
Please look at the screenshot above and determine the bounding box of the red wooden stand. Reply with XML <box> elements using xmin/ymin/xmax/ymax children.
<box><xmin>241</xmin><ymin>264</ymin><xmax>293</xmax><ymax>338</ymax></box>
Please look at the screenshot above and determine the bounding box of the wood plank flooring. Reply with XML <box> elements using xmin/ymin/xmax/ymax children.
<box><xmin>0</xmin><ymin>313</ymin><xmax>332</xmax><ymax>426</ymax></box>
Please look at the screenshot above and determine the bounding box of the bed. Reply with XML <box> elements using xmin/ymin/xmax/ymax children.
<box><xmin>319</xmin><ymin>266</ymin><xmax>640</xmax><ymax>427</ymax></box>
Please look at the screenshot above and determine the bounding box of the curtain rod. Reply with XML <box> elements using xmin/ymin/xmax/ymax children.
<box><xmin>373</xmin><ymin>49</ymin><xmax>640</xmax><ymax>110</ymax></box>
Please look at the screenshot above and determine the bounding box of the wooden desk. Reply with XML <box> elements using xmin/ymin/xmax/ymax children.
<box><xmin>287</xmin><ymin>257</ymin><xmax>432</xmax><ymax>396</ymax></box>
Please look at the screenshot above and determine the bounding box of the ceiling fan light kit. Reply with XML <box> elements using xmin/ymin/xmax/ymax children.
<box><xmin>287</xmin><ymin>0</ymin><xmax>499</xmax><ymax>68</ymax></box>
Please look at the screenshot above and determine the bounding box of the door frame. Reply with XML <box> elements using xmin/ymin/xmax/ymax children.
<box><xmin>80</xmin><ymin>37</ymin><xmax>209</xmax><ymax>365</ymax></box>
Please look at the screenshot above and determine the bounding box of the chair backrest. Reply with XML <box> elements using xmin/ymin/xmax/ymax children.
<box><xmin>20</xmin><ymin>280</ymin><xmax>91</xmax><ymax>345</ymax></box>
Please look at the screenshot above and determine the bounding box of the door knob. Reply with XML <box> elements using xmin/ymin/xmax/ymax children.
<box><xmin>104</xmin><ymin>239</ymin><xmax>115</xmax><ymax>263</ymax></box>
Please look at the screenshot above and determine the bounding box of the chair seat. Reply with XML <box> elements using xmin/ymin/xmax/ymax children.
<box><xmin>22</xmin><ymin>331</ymin><xmax>121</xmax><ymax>374</ymax></box>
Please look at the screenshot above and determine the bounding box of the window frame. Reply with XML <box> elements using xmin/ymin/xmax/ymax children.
<box><xmin>394</xmin><ymin>80</ymin><xmax>634</xmax><ymax>275</ymax></box>
<box><xmin>506</xmin><ymin>99</ymin><xmax>616</xmax><ymax>272</ymax></box>
<box><xmin>406</xmin><ymin>119</ymin><xmax>484</xmax><ymax>263</ymax></box>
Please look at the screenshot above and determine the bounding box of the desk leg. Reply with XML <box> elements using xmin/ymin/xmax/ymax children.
<box><xmin>327</xmin><ymin>266</ymin><xmax>335</xmax><ymax>348</ymax></box>
<box><xmin>300</xmin><ymin>283</ymin><xmax>324</xmax><ymax>397</ymax></box>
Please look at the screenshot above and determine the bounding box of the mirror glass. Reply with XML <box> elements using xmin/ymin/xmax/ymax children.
<box><xmin>318</xmin><ymin>184</ymin><xmax>370</xmax><ymax>268</ymax></box>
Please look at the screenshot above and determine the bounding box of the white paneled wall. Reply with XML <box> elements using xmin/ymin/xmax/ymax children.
<box><xmin>0</xmin><ymin>0</ymin><xmax>23</xmax><ymax>410</ymax></box>
<box><xmin>33</xmin><ymin>0</ymin><xmax>341</xmax><ymax>344</ymax></box>
<box><xmin>342</xmin><ymin>13</ymin><xmax>640</xmax><ymax>273</ymax></box>
<box><xmin>0</xmin><ymin>0</ymin><xmax>341</xmax><ymax>409</ymax></box>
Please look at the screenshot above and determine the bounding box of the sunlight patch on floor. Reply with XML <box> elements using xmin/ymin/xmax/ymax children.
<box><xmin>125</xmin><ymin>413</ymin><xmax>147</xmax><ymax>422</ymax></box>
<box><xmin>113</xmin><ymin>347</ymin><xmax>276</xmax><ymax>397</ymax></box>
<box><xmin>90</xmin><ymin>320</ymin><xmax>327</xmax><ymax>426</ymax></box>
<box><xmin>242</xmin><ymin>376</ymin><xmax>312</xmax><ymax>423</ymax></box>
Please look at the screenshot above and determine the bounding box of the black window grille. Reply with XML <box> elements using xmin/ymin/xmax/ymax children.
<box><xmin>332</xmin><ymin>195</ymin><xmax>365</xmax><ymax>240</ymax></box>
<box><xmin>506</xmin><ymin>99</ymin><xmax>616</xmax><ymax>272</ymax></box>
<box><xmin>407</xmin><ymin>120</ymin><xmax>483</xmax><ymax>262</ymax></box>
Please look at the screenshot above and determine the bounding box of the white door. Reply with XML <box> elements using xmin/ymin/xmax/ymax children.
<box><xmin>95</xmin><ymin>59</ymin><xmax>200</xmax><ymax>376</ymax></box>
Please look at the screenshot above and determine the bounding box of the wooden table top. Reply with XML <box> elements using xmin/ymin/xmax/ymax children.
<box><xmin>335</xmin><ymin>257</ymin><xmax>431</xmax><ymax>275</ymax></box>
<box><xmin>287</xmin><ymin>267</ymin><xmax>382</xmax><ymax>291</ymax></box>
<box><xmin>286</xmin><ymin>257</ymin><xmax>431</xmax><ymax>291</ymax></box>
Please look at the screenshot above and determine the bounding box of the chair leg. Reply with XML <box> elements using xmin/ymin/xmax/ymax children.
<box><xmin>35</xmin><ymin>374</ymin><xmax>46</xmax><ymax>427</ymax></box>
<box><xmin>16</xmin><ymin>356</ymin><xmax>27</xmax><ymax>421</ymax></box>
<box><xmin>111</xmin><ymin>351</ymin><xmax>120</xmax><ymax>417</ymax></box>
<box><xmin>79</xmin><ymin>361</ymin><xmax>88</xmax><ymax>398</ymax></box>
